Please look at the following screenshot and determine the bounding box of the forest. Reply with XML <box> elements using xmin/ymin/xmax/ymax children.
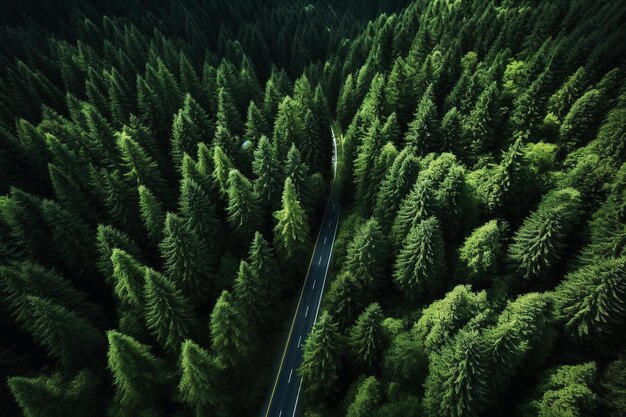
<box><xmin>0</xmin><ymin>0</ymin><xmax>625</xmax><ymax>416</ymax></box>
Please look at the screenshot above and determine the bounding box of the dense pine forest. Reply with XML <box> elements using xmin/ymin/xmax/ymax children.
<box><xmin>0</xmin><ymin>0</ymin><xmax>625</xmax><ymax>416</ymax></box>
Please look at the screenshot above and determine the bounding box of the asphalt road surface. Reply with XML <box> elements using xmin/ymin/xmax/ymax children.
<box><xmin>260</xmin><ymin>185</ymin><xmax>342</xmax><ymax>417</ymax></box>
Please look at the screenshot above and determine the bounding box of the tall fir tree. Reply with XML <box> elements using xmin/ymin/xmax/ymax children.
<box><xmin>273</xmin><ymin>177</ymin><xmax>311</xmax><ymax>267</ymax></box>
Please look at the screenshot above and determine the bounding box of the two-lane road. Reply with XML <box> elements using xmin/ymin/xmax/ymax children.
<box><xmin>260</xmin><ymin>185</ymin><xmax>341</xmax><ymax>417</ymax></box>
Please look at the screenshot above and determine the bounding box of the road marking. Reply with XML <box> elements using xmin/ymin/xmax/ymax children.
<box><xmin>318</xmin><ymin>256</ymin><xmax>322</xmax><ymax>265</ymax></box>
<box><xmin>312</xmin><ymin>280</ymin><xmax>316</xmax><ymax>289</ymax></box>
<box><xmin>328</xmin><ymin>220</ymin><xmax>331</xmax><ymax>227</ymax></box>
<box><xmin>305</xmin><ymin>306</ymin><xmax>309</xmax><ymax>317</ymax></box>
<box><xmin>288</xmin><ymin>369</ymin><xmax>293</xmax><ymax>383</ymax></box>
<box><xmin>292</xmin><ymin>380</ymin><xmax>303</xmax><ymax>417</ymax></box>
<box><xmin>297</xmin><ymin>336</ymin><xmax>301</xmax><ymax>347</ymax></box>
<box><xmin>279</xmin><ymin>411</ymin><xmax>282</xmax><ymax>417</ymax></box>
<box><xmin>324</xmin><ymin>236</ymin><xmax>327</xmax><ymax>244</ymax></box>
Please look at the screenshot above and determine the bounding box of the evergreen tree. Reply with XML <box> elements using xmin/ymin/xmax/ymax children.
<box><xmin>160</xmin><ymin>212</ymin><xmax>210</xmax><ymax>303</ymax></box>
<box><xmin>116</xmin><ymin>131</ymin><xmax>166</xmax><ymax>194</ymax></box>
<box><xmin>463</xmin><ymin>82</ymin><xmax>500</xmax><ymax>159</ymax></box>
<box><xmin>233</xmin><ymin>259</ymin><xmax>268</xmax><ymax>322</ymax></box>
<box><xmin>559</xmin><ymin>89</ymin><xmax>602</xmax><ymax>152</ymax></box>
<box><xmin>345</xmin><ymin>218</ymin><xmax>387</xmax><ymax>290</ymax></box>
<box><xmin>346</xmin><ymin>376</ymin><xmax>381</xmax><ymax>417</ymax></box>
<box><xmin>273</xmin><ymin>177</ymin><xmax>311</xmax><ymax>266</ymax></box>
<box><xmin>96</xmin><ymin>224</ymin><xmax>142</xmax><ymax>284</ymax></box>
<box><xmin>555</xmin><ymin>257</ymin><xmax>626</xmax><ymax>342</ymax></box>
<box><xmin>440</xmin><ymin>107</ymin><xmax>464</xmax><ymax>155</ymax></box>
<box><xmin>106</xmin><ymin>330</ymin><xmax>166</xmax><ymax>406</ymax></box>
<box><xmin>390</xmin><ymin>176</ymin><xmax>435</xmax><ymax>250</ymax></box>
<box><xmin>393</xmin><ymin>217</ymin><xmax>446</xmax><ymax>301</ymax></box>
<box><xmin>350</xmin><ymin>303</ymin><xmax>384</xmax><ymax>371</ymax></box>
<box><xmin>284</xmin><ymin>144</ymin><xmax>312</xmax><ymax>207</ymax></box>
<box><xmin>424</xmin><ymin>330</ymin><xmax>491</xmax><ymax>417</ymax></box>
<box><xmin>405</xmin><ymin>84</ymin><xmax>440</xmax><ymax>154</ymax></box>
<box><xmin>247</xmin><ymin>231</ymin><xmax>280</xmax><ymax>297</ymax></box>
<box><xmin>216</xmin><ymin>87</ymin><xmax>242</xmax><ymax>136</ymax></box>
<box><xmin>144</xmin><ymin>269</ymin><xmax>197</xmax><ymax>352</ymax></box>
<box><xmin>210</xmin><ymin>290</ymin><xmax>253</xmax><ymax>367</ymax></box>
<box><xmin>111</xmin><ymin>248</ymin><xmax>147</xmax><ymax>307</ymax></box>
<box><xmin>508</xmin><ymin>188</ymin><xmax>582</xmax><ymax>284</ymax></box>
<box><xmin>212</xmin><ymin>144</ymin><xmax>234</xmax><ymax>197</ymax></box>
<box><xmin>179</xmin><ymin>177</ymin><xmax>221</xmax><ymax>252</ymax></box>
<box><xmin>178</xmin><ymin>339</ymin><xmax>230</xmax><ymax>417</ymax></box>
<box><xmin>138</xmin><ymin>185</ymin><xmax>165</xmax><ymax>246</ymax></box>
<box><xmin>21</xmin><ymin>296</ymin><xmax>104</xmax><ymax>368</ymax></box>
<box><xmin>226</xmin><ymin>169</ymin><xmax>262</xmax><ymax>242</ymax></box>
<box><xmin>48</xmin><ymin>163</ymin><xmax>91</xmax><ymax>220</ymax></box>
<box><xmin>458</xmin><ymin>220</ymin><xmax>505</xmax><ymax>284</ymax></box>
<box><xmin>243</xmin><ymin>100</ymin><xmax>267</xmax><ymax>144</ymax></box>
<box><xmin>252</xmin><ymin>136</ymin><xmax>283</xmax><ymax>210</ymax></box>
<box><xmin>325</xmin><ymin>272</ymin><xmax>366</xmax><ymax>328</ymax></box>
<box><xmin>8</xmin><ymin>371</ymin><xmax>100</xmax><ymax>417</ymax></box>
<box><xmin>299</xmin><ymin>312</ymin><xmax>343</xmax><ymax>401</ymax></box>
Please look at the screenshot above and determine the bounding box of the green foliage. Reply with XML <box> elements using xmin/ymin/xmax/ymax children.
<box><xmin>226</xmin><ymin>169</ymin><xmax>263</xmax><ymax>242</ymax></box>
<box><xmin>179</xmin><ymin>177</ymin><xmax>221</xmax><ymax>252</ymax></box>
<box><xmin>350</xmin><ymin>303</ymin><xmax>385</xmax><ymax>371</ymax></box>
<box><xmin>424</xmin><ymin>330</ymin><xmax>491</xmax><ymax>417</ymax></box>
<box><xmin>144</xmin><ymin>269</ymin><xmax>197</xmax><ymax>352</ymax></box>
<box><xmin>508</xmin><ymin>188</ymin><xmax>582</xmax><ymax>283</ymax></box>
<box><xmin>519</xmin><ymin>363</ymin><xmax>598</xmax><ymax>417</ymax></box>
<box><xmin>160</xmin><ymin>212</ymin><xmax>210</xmax><ymax>302</ymax></box>
<box><xmin>210</xmin><ymin>290</ymin><xmax>253</xmax><ymax>367</ymax></box>
<box><xmin>111</xmin><ymin>248</ymin><xmax>147</xmax><ymax>307</ymax></box>
<box><xmin>8</xmin><ymin>371</ymin><xmax>100</xmax><ymax>417</ymax></box>
<box><xmin>555</xmin><ymin>257</ymin><xmax>626</xmax><ymax>342</ymax></box>
<box><xmin>299</xmin><ymin>312</ymin><xmax>343</xmax><ymax>401</ymax></box>
<box><xmin>393</xmin><ymin>217</ymin><xmax>446</xmax><ymax>301</ymax></box>
<box><xmin>96</xmin><ymin>224</ymin><xmax>142</xmax><ymax>283</ymax></box>
<box><xmin>106</xmin><ymin>330</ymin><xmax>166</xmax><ymax>406</ymax></box>
<box><xmin>178</xmin><ymin>340</ymin><xmax>230</xmax><ymax>417</ymax></box>
<box><xmin>273</xmin><ymin>177</ymin><xmax>311</xmax><ymax>265</ymax></box>
<box><xmin>405</xmin><ymin>84</ymin><xmax>439</xmax><ymax>154</ymax></box>
<box><xmin>345</xmin><ymin>218</ymin><xmax>387</xmax><ymax>291</ymax></box>
<box><xmin>458</xmin><ymin>220</ymin><xmax>505</xmax><ymax>284</ymax></box>
<box><xmin>346</xmin><ymin>376</ymin><xmax>381</xmax><ymax>417</ymax></box>
<box><xmin>138</xmin><ymin>185</ymin><xmax>165</xmax><ymax>245</ymax></box>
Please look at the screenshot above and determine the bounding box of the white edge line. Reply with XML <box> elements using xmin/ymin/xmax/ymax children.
<box><xmin>312</xmin><ymin>280</ymin><xmax>316</xmax><ymax>289</ymax></box>
<box><xmin>292</xmin><ymin>204</ymin><xmax>341</xmax><ymax>414</ymax></box>
<box><xmin>288</xmin><ymin>369</ymin><xmax>293</xmax><ymax>383</ymax></box>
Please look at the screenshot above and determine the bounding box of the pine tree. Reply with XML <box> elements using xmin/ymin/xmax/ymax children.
<box><xmin>354</xmin><ymin>118</ymin><xmax>383</xmax><ymax>213</ymax></box>
<box><xmin>138</xmin><ymin>185</ymin><xmax>165</xmax><ymax>246</ymax></box>
<box><xmin>272</xmin><ymin>96</ymin><xmax>306</xmax><ymax>160</ymax></box>
<box><xmin>96</xmin><ymin>224</ymin><xmax>142</xmax><ymax>284</ymax></box>
<box><xmin>116</xmin><ymin>131</ymin><xmax>166</xmax><ymax>196</ymax></box>
<box><xmin>555</xmin><ymin>257</ymin><xmax>626</xmax><ymax>342</ymax></box>
<box><xmin>144</xmin><ymin>269</ymin><xmax>197</xmax><ymax>352</ymax></box>
<box><xmin>325</xmin><ymin>272</ymin><xmax>366</xmax><ymax>328</ymax></box>
<box><xmin>547</xmin><ymin>66</ymin><xmax>587</xmax><ymax>120</ymax></box>
<box><xmin>226</xmin><ymin>169</ymin><xmax>263</xmax><ymax>242</ymax></box>
<box><xmin>508</xmin><ymin>188</ymin><xmax>582</xmax><ymax>283</ymax></box>
<box><xmin>21</xmin><ymin>296</ymin><xmax>104</xmax><ymax>368</ymax></box>
<box><xmin>284</xmin><ymin>144</ymin><xmax>313</xmax><ymax>207</ymax></box>
<box><xmin>243</xmin><ymin>100</ymin><xmax>267</xmax><ymax>144</ymax></box>
<box><xmin>210</xmin><ymin>290</ymin><xmax>253</xmax><ymax>366</ymax></box>
<box><xmin>111</xmin><ymin>248</ymin><xmax>147</xmax><ymax>307</ymax></box>
<box><xmin>459</xmin><ymin>220</ymin><xmax>505</xmax><ymax>284</ymax></box>
<box><xmin>350</xmin><ymin>303</ymin><xmax>384</xmax><ymax>371</ymax></box>
<box><xmin>160</xmin><ymin>212</ymin><xmax>210</xmax><ymax>303</ymax></box>
<box><xmin>212</xmin><ymin>144</ymin><xmax>234</xmax><ymax>197</ymax></box>
<box><xmin>252</xmin><ymin>136</ymin><xmax>283</xmax><ymax>210</ymax></box>
<box><xmin>424</xmin><ymin>330</ymin><xmax>491</xmax><ymax>417</ymax></box>
<box><xmin>519</xmin><ymin>363</ymin><xmax>598</xmax><ymax>417</ymax></box>
<box><xmin>41</xmin><ymin>199</ymin><xmax>95</xmax><ymax>276</ymax></box>
<box><xmin>247</xmin><ymin>231</ymin><xmax>280</xmax><ymax>297</ymax></box>
<box><xmin>179</xmin><ymin>177</ymin><xmax>221</xmax><ymax>252</ymax></box>
<box><xmin>8</xmin><ymin>371</ymin><xmax>99</xmax><ymax>417</ymax></box>
<box><xmin>390</xmin><ymin>177</ymin><xmax>435</xmax><ymax>250</ymax></box>
<box><xmin>178</xmin><ymin>339</ymin><xmax>230</xmax><ymax>417</ymax></box>
<box><xmin>345</xmin><ymin>218</ymin><xmax>387</xmax><ymax>290</ymax></box>
<box><xmin>273</xmin><ymin>177</ymin><xmax>311</xmax><ymax>266</ymax></box>
<box><xmin>393</xmin><ymin>217</ymin><xmax>446</xmax><ymax>301</ymax></box>
<box><xmin>48</xmin><ymin>163</ymin><xmax>91</xmax><ymax>220</ymax></box>
<box><xmin>106</xmin><ymin>330</ymin><xmax>166</xmax><ymax>406</ymax></box>
<box><xmin>233</xmin><ymin>259</ymin><xmax>268</xmax><ymax>322</ymax></box>
<box><xmin>298</xmin><ymin>312</ymin><xmax>343</xmax><ymax>401</ymax></box>
<box><xmin>559</xmin><ymin>89</ymin><xmax>602</xmax><ymax>152</ymax></box>
<box><xmin>405</xmin><ymin>84</ymin><xmax>440</xmax><ymax>154</ymax></box>
<box><xmin>373</xmin><ymin>149</ymin><xmax>420</xmax><ymax>233</ymax></box>
<box><xmin>216</xmin><ymin>87</ymin><xmax>242</xmax><ymax>136</ymax></box>
<box><xmin>346</xmin><ymin>376</ymin><xmax>381</xmax><ymax>417</ymax></box>
<box><xmin>440</xmin><ymin>107</ymin><xmax>463</xmax><ymax>155</ymax></box>
<box><xmin>90</xmin><ymin>167</ymin><xmax>141</xmax><ymax>236</ymax></box>
<box><xmin>462</xmin><ymin>82</ymin><xmax>500</xmax><ymax>159</ymax></box>
<box><xmin>0</xmin><ymin>261</ymin><xmax>100</xmax><ymax>324</ymax></box>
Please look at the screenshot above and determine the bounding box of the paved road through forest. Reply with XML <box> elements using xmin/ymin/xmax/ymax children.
<box><xmin>260</xmin><ymin>141</ymin><xmax>342</xmax><ymax>417</ymax></box>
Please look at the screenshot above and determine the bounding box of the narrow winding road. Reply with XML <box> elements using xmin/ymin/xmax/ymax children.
<box><xmin>261</xmin><ymin>131</ymin><xmax>342</xmax><ymax>417</ymax></box>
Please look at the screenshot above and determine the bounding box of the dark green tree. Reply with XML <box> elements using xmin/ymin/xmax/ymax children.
<box><xmin>350</xmin><ymin>303</ymin><xmax>385</xmax><ymax>371</ymax></box>
<box><xmin>273</xmin><ymin>177</ymin><xmax>311</xmax><ymax>266</ymax></box>
<box><xmin>346</xmin><ymin>376</ymin><xmax>381</xmax><ymax>417</ymax></box>
<box><xmin>252</xmin><ymin>136</ymin><xmax>283</xmax><ymax>210</ymax></box>
<box><xmin>226</xmin><ymin>169</ymin><xmax>263</xmax><ymax>242</ymax></box>
<box><xmin>210</xmin><ymin>290</ymin><xmax>253</xmax><ymax>367</ymax></box>
<box><xmin>393</xmin><ymin>217</ymin><xmax>446</xmax><ymax>301</ymax></box>
<box><xmin>345</xmin><ymin>218</ymin><xmax>387</xmax><ymax>290</ymax></box>
<box><xmin>138</xmin><ymin>185</ymin><xmax>165</xmax><ymax>246</ymax></box>
<box><xmin>405</xmin><ymin>84</ymin><xmax>440</xmax><ymax>154</ymax></box>
<box><xmin>298</xmin><ymin>312</ymin><xmax>343</xmax><ymax>401</ymax></box>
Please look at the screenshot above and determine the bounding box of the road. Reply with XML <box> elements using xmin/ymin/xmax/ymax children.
<box><xmin>260</xmin><ymin>183</ymin><xmax>342</xmax><ymax>417</ymax></box>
